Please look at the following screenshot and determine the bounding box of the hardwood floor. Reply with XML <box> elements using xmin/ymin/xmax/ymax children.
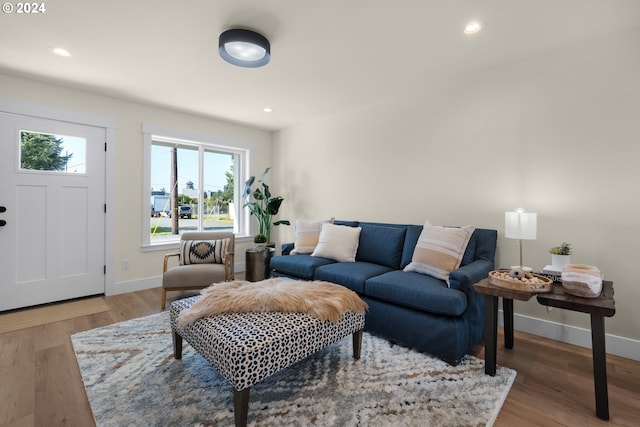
<box><xmin>1</xmin><ymin>288</ymin><xmax>639</xmax><ymax>426</ymax></box>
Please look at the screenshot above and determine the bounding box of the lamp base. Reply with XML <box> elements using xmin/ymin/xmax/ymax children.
<box><xmin>510</xmin><ymin>265</ymin><xmax>533</xmax><ymax>272</ymax></box>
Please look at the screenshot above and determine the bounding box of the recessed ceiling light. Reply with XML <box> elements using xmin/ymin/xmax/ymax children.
<box><xmin>48</xmin><ymin>47</ymin><xmax>71</xmax><ymax>57</ymax></box>
<box><xmin>464</xmin><ymin>22</ymin><xmax>483</xmax><ymax>35</ymax></box>
<box><xmin>263</xmin><ymin>107</ymin><xmax>273</xmax><ymax>113</ymax></box>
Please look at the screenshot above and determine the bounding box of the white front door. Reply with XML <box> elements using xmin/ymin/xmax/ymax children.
<box><xmin>0</xmin><ymin>113</ymin><xmax>106</xmax><ymax>311</ymax></box>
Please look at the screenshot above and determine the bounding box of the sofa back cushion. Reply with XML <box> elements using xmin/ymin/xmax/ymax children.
<box><xmin>401</xmin><ymin>225</ymin><xmax>424</xmax><ymax>268</ymax></box>
<box><xmin>356</xmin><ymin>223</ymin><xmax>407</xmax><ymax>269</ymax></box>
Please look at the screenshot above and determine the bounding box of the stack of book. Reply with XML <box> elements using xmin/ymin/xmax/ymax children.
<box><xmin>539</xmin><ymin>265</ymin><xmax>562</xmax><ymax>283</ymax></box>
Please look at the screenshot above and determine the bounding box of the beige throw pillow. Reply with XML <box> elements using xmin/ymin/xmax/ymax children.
<box><xmin>311</xmin><ymin>223</ymin><xmax>361</xmax><ymax>262</ymax></box>
<box><xmin>291</xmin><ymin>218</ymin><xmax>334</xmax><ymax>254</ymax></box>
<box><xmin>403</xmin><ymin>224</ymin><xmax>475</xmax><ymax>284</ymax></box>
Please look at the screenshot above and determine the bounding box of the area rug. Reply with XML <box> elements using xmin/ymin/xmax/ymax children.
<box><xmin>71</xmin><ymin>312</ymin><xmax>516</xmax><ymax>426</ymax></box>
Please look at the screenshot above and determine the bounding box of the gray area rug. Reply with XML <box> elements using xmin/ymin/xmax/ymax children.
<box><xmin>71</xmin><ymin>312</ymin><xmax>516</xmax><ymax>426</ymax></box>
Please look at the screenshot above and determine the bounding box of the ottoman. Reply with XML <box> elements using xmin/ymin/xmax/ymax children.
<box><xmin>170</xmin><ymin>296</ymin><xmax>365</xmax><ymax>427</ymax></box>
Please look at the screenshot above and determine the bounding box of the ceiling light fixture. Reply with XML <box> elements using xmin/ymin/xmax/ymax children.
<box><xmin>48</xmin><ymin>46</ymin><xmax>71</xmax><ymax>57</ymax></box>
<box><xmin>219</xmin><ymin>29</ymin><xmax>270</xmax><ymax>68</ymax></box>
<box><xmin>263</xmin><ymin>107</ymin><xmax>273</xmax><ymax>113</ymax></box>
<box><xmin>464</xmin><ymin>22</ymin><xmax>483</xmax><ymax>35</ymax></box>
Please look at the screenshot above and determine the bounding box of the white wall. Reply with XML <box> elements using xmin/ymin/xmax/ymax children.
<box><xmin>273</xmin><ymin>27</ymin><xmax>640</xmax><ymax>343</ymax></box>
<box><xmin>0</xmin><ymin>74</ymin><xmax>273</xmax><ymax>293</ymax></box>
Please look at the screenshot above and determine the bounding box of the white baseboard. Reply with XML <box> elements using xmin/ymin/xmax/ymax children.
<box><xmin>499</xmin><ymin>309</ymin><xmax>640</xmax><ymax>362</ymax></box>
<box><xmin>108</xmin><ymin>276</ymin><xmax>161</xmax><ymax>296</ymax></box>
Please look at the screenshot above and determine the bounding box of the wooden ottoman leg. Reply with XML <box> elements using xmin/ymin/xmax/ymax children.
<box><xmin>233</xmin><ymin>388</ymin><xmax>250</xmax><ymax>427</ymax></box>
<box><xmin>353</xmin><ymin>329</ymin><xmax>363</xmax><ymax>359</ymax></box>
<box><xmin>172</xmin><ymin>330</ymin><xmax>183</xmax><ymax>359</ymax></box>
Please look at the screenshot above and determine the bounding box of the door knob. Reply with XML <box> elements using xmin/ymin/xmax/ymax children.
<box><xmin>0</xmin><ymin>206</ymin><xmax>5</xmax><ymax>213</ymax></box>
<box><xmin>0</xmin><ymin>220</ymin><xmax>5</xmax><ymax>226</ymax></box>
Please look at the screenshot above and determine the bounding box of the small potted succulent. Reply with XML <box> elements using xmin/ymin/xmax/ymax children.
<box><xmin>549</xmin><ymin>242</ymin><xmax>572</xmax><ymax>269</ymax></box>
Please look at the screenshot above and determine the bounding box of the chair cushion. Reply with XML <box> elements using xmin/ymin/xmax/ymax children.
<box><xmin>163</xmin><ymin>264</ymin><xmax>227</xmax><ymax>289</ymax></box>
<box><xmin>180</xmin><ymin>238</ymin><xmax>230</xmax><ymax>265</ymax></box>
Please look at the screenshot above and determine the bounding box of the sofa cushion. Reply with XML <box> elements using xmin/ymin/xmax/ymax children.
<box><xmin>314</xmin><ymin>262</ymin><xmax>393</xmax><ymax>294</ymax></box>
<box><xmin>312</xmin><ymin>223</ymin><xmax>362</xmax><ymax>262</ymax></box>
<box><xmin>401</xmin><ymin>224</ymin><xmax>423</xmax><ymax>269</ymax></box>
<box><xmin>356</xmin><ymin>224</ymin><xmax>407</xmax><ymax>269</ymax></box>
<box><xmin>269</xmin><ymin>254</ymin><xmax>335</xmax><ymax>280</ymax></box>
<box><xmin>365</xmin><ymin>270</ymin><xmax>468</xmax><ymax>316</ymax></box>
<box><xmin>403</xmin><ymin>224</ymin><xmax>475</xmax><ymax>283</ymax></box>
<box><xmin>290</xmin><ymin>218</ymin><xmax>334</xmax><ymax>254</ymax></box>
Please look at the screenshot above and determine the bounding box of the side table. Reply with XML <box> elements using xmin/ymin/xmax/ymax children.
<box><xmin>473</xmin><ymin>279</ymin><xmax>615</xmax><ymax>420</ymax></box>
<box><xmin>245</xmin><ymin>247</ymin><xmax>275</xmax><ymax>282</ymax></box>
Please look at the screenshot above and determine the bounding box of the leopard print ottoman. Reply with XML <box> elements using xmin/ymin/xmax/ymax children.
<box><xmin>170</xmin><ymin>295</ymin><xmax>365</xmax><ymax>427</ymax></box>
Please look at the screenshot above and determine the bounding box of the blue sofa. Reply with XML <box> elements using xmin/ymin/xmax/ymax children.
<box><xmin>270</xmin><ymin>220</ymin><xmax>497</xmax><ymax>363</ymax></box>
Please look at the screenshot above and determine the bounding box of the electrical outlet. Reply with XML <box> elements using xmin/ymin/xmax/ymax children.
<box><xmin>122</xmin><ymin>259</ymin><xmax>129</xmax><ymax>270</ymax></box>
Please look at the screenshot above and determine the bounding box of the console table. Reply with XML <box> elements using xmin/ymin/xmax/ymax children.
<box><xmin>473</xmin><ymin>279</ymin><xmax>615</xmax><ymax>420</ymax></box>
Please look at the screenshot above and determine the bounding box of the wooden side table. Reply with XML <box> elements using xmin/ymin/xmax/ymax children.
<box><xmin>473</xmin><ymin>279</ymin><xmax>615</xmax><ymax>420</ymax></box>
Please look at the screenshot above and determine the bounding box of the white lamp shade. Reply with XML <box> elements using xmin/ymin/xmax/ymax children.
<box><xmin>505</xmin><ymin>211</ymin><xmax>537</xmax><ymax>240</ymax></box>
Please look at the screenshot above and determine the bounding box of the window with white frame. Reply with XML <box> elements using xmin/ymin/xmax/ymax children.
<box><xmin>142</xmin><ymin>123</ymin><xmax>253</xmax><ymax>248</ymax></box>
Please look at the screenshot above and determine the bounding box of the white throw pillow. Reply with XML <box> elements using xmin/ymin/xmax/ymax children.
<box><xmin>291</xmin><ymin>218</ymin><xmax>334</xmax><ymax>254</ymax></box>
<box><xmin>403</xmin><ymin>224</ymin><xmax>475</xmax><ymax>284</ymax></box>
<box><xmin>311</xmin><ymin>223</ymin><xmax>361</xmax><ymax>262</ymax></box>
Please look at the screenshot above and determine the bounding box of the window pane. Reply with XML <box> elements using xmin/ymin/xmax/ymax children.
<box><xmin>20</xmin><ymin>131</ymin><xmax>86</xmax><ymax>174</ymax></box>
<box><xmin>202</xmin><ymin>150</ymin><xmax>235</xmax><ymax>232</ymax></box>
<box><xmin>149</xmin><ymin>141</ymin><xmax>198</xmax><ymax>243</ymax></box>
<box><xmin>145</xmin><ymin>130</ymin><xmax>249</xmax><ymax>248</ymax></box>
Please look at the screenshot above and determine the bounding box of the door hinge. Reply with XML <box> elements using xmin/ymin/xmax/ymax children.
<box><xmin>104</xmin><ymin>265</ymin><xmax>106</xmax><ymax>275</ymax></box>
<box><xmin>104</xmin><ymin>203</ymin><xmax>107</xmax><ymax>213</ymax></box>
<box><xmin>104</xmin><ymin>142</ymin><xmax>107</xmax><ymax>152</ymax></box>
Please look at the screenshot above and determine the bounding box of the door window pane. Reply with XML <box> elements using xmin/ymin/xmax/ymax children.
<box><xmin>20</xmin><ymin>131</ymin><xmax>86</xmax><ymax>174</ymax></box>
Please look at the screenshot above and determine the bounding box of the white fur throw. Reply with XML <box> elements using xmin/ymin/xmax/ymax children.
<box><xmin>177</xmin><ymin>278</ymin><xmax>368</xmax><ymax>328</ymax></box>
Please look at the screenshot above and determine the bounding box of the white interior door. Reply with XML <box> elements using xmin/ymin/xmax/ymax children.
<box><xmin>0</xmin><ymin>113</ymin><xmax>106</xmax><ymax>311</ymax></box>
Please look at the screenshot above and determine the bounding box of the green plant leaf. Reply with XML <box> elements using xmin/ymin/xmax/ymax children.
<box><xmin>242</xmin><ymin>176</ymin><xmax>255</xmax><ymax>198</ymax></box>
<box><xmin>266</xmin><ymin>196</ymin><xmax>284</xmax><ymax>214</ymax></box>
<box><xmin>252</xmin><ymin>188</ymin><xmax>265</xmax><ymax>201</ymax></box>
<box><xmin>259</xmin><ymin>167</ymin><xmax>271</xmax><ymax>183</ymax></box>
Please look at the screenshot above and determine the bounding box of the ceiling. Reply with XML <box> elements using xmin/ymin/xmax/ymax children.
<box><xmin>1</xmin><ymin>0</ymin><xmax>638</xmax><ymax>131</ymax></box>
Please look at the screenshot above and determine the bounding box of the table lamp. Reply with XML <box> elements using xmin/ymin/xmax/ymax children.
<box><xmin>505</xmin><ymin>208</ymin><xmax>537</xmax><ymax>271</ymax></box>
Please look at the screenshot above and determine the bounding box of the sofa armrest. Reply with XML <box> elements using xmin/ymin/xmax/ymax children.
<box><xmin>449</xmin><ymin>259</ymin><xmax>494</xmax><ymax>294</ymax></box>
<box><xmin>281</xmin><ymin>242</ymin><xmax>294</xmax><ymax>255</ymax></box>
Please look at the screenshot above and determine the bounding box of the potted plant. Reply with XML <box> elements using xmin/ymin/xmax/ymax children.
<box><xmin>242</xmin><ymin>167</ymin><xmax>290</xmax><ymax>245</ymax></box>
<box><xmin>253</xmin><ymin>233</ymin><xmax>268</xmax><ymax>252</ymax></box>
<box><xmin>549</xmin><ymin>242</ymin><xmax>572</xmax><ymax>269</ymax></box>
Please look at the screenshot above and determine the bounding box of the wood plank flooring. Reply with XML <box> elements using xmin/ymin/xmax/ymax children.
<box><xmin>1</xmin><ymin>287</ymin><xmax>639</xmax><ymax>427</ymax></box>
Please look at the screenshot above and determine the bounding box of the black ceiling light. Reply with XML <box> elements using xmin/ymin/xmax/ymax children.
<box><xmin>219</xmin><ymin>29</ymin><xmax>270</xmax><ymax>68</ymax></box>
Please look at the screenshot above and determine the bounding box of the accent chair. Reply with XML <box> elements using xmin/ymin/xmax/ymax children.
<box><xmin>162</xmin><ymin>230</ymin><xmax>235</xmax><ymax>309</ymax></box>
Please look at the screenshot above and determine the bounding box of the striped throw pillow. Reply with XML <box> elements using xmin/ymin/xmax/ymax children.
<box><xmin>291</xmin><ymin>218</ymin><xmax>334</xmax><ymax>254</ymax></box>
<box><xmin>180</xmin><ymin>238</ymin><xmax>230</xmax><ymax>265</ymax></box>
<box><xmin>403</xmin><ymin>224</ymin><xmax>475</xmax><ymax>284</ymax></box>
